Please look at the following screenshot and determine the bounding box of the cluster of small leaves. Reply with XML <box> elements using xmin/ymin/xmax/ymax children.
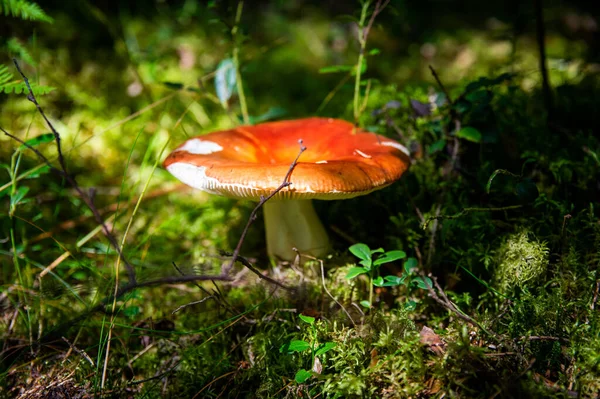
<box><xmin>0</xmin><ymin>0</ymin><xmax>53</xmax><ymax>22</ymax></box>
<box><xmin>346</xmin><ymin>243</ymin><xmax>432</xmax><ymax>309</ymax></box>
<box><xmin>0</xmin><ymin>64</ymin><xmax>56</xmax><ymax>96</ymax></box>
<box><xmin>1</xmin><ymin>132</ymin><xmax>54</xmax><ymax>216</ymax></box>
<box><xmin>6</xmin><ymin>38</ymin><xmax>36</xmax><ymax>66</ymax></box>
<box><xmin>279</xmin><ymin>314</ymin><xmax>336</xmax><ymax>384</ymax></box>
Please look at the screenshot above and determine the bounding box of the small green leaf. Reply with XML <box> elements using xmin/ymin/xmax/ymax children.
<box><xmin>372</xmin><ymin>276</ymin><xmax>384</xmax><ymax>287</ymax></box>
<box><xmin>360</xmin><ymin>300</ymin><xmax>371</xmax><ymax>308</ymax></box>
<box><xmin>24</xmin><ymin>164</ymin><xmax>51</xmax><ymax>179</ymax></box>
<box><xmin>429</xmin><ymin>138</ymin><xmax>446</xmax><ymax>154</ymax></box>
<box><xmin>370</xmin><ymin>248</ymin><xmax>384</xmax><ymax>255</ymax></box>
<box><xmin>456</xmin><ymin>126</ymin><xmax>482</xmax><ymax>143</ymax></box>
<box><xmin>123</xmin><ymin>305</ymin><xmax>140</xmax><ymax>318</ymax></box>
<box><xmin>320</xmin><ymin>60</ymin><xmax>366</xmax><ymax>75</ymax></box>
<box><xmin>373</xmin><ymin>250</ymin><xmax>406</xmax><ymax>266</ymax></box>
<box><xmin>162</xmin><ymin>81</ymin><xmax>184</xmax><ymax>90</ymax></box>
<box><xmin>298</xmin><ymin>314</ymin><xmax>315</xmax><ymax>325</ymax></box>
<box><xmin>404</xmin><ymin>300</ymin><xmax>417</xmax><ymax>311</ymax></box>
<box><xmin>486</xmin><ymin>169</ymin><xmax>502</xmax><ymax>193</ymax></box>
<box><xmin>368</xmin><ymin>48</ymin><xmax>380</xmax><ymax>56</ymax></box>
<box><xmin>19</xmin><ymin>133</ymin><xmax>55</xmax><ymax>151</ymax></box>
<box><xmin>295</xmin><ymin>369</ymin><xmax>312</xmax><ymax>383</ymax></box>
<box><xmin>280</xmin><ymin>340</ymin><xmax>311</xmax><ymax>354</ymax></box>
<box><xmin>10</xmin><ymin>186</ymin><xmax>29</xmax><ymax>208</ymax></box>
<box><xmin>315</xmin><ymin>342</ymin><xmax>336</xmax><ymax>356</ymax></box>
<box><xmin>349</xmin><ymin>243</ymin><xmax>371</xmax><ymax>262</ymax></box>
<box><xmin>319</xmin><ymin>64</ymin><xmax>354</xmax><ymax>74</ymax></box>
<box><xmin>404</xmin><ymin>258</ymin><xmax>418</xmax><ymax>274</ymax></box>
<box><xmin>380</xmin><ymin>275</ymin><xmax>406</xmax><ymax>287</ymax></box>
<box><xmin>412</xmin><ymin>276</ymin><xmax>433</xmax><ymax>290</ymax></box>
<box><xmin>346</xmin><ymin>267</ymin><xmax>368</xmax><ymax>280</ymax></box>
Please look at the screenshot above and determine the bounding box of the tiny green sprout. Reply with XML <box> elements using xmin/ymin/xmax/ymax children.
<box><xmin>346</xmin><ymin>243</ymin><xmax>431</xmax><ymax>309</ymax></box>
<box><xmin>279</xmin><ymin>313</ymin><xmax>336</xmax><ymax>384</ymax></box>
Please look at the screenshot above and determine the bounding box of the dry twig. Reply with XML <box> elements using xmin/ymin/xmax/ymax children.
<box><xmin>221</xmin><ymin>139</ymin><xmax>307</xmax><ymax>276</ymax></box>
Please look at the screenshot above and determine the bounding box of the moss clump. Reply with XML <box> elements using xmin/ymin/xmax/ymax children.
<box><xmin>322</xmin><ymin>310</ymin><xmax>419</xmax><ymax>398</ymax></box>
<box><xmin>495</xmin><ymin>230</ymin><xmax>549</xmax><ymax>291</ymax></box>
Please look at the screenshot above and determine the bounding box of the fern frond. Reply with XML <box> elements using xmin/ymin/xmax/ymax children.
<box><xmin>1</xmin><ymin>81</ymin><xmax>55</xmax><ymax>95</ymax></box>
<box><xmin>0</xmin><ymin>64</ymin><xmax>12</xmax><ymax>85</ymax></box>
<box><xmin>0</xmin><ymin>0</ymin><xmax>53</xmax><ymax>23</ymax></box>
<box><xmin>0</xmin><ymin>64</ymin><xmax>55</xmax><ymax>96</ymax></box>
<box><xmin>7</xmin><ymin>38</ymin><xmax>36</xmax><ymax>66</ymax></box>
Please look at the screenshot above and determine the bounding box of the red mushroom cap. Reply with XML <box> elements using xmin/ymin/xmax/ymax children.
<box><xmin>163</xmin><ymin>117</ymin><xmax>410</xmax><ymax>200</ymax></box>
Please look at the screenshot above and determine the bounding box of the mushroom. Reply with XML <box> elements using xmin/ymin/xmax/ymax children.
<box><xmin>163</xmin><ymin>117</ymin><xmax>410</xmax><ymax>261</ymax></box>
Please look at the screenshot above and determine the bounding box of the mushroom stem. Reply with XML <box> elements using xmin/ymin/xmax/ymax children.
<box><xmin>263</xmin><ymin>199</ymin><xmax>329</xmax><ymax>261</ymax></box>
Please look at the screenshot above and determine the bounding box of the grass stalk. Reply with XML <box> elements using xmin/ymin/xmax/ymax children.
<box><xmin>232</xmin><ymin>0</ymin><xmax>249</xmax><ymax>125</ymax></box>
<box><xmin>353</xmin><ymin>1</ymin><xmax>371</xmax><ymax>125</ymax></box>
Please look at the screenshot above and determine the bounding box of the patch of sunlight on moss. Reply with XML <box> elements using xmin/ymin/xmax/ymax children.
<box><xmin>495</xmin><ymin>230</ymin><xmax>549</xmax><ymax>291</ymax></box>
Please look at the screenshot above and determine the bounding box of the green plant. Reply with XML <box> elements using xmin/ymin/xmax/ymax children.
<box><xmin>1</xmin><ymin>0</ymin><xmax>52</xmax><ymax>22</ymax></box>
<box><xmin>279</xmin><ymin>314</ymin><xmax>336</xmax><ymax>384</ymax></box>
<box><xmin>2</xmin><ymin>0</ymin><xmax>53</xmax><ymax>67</ymax></box>
<box><xmin>0</xmin><ymin>63</ymin><xmax>55</xmax><ymax>95</ymax></box>
<box><xmin>1</xmin><ymin>0</ymin><xmax>55</xmax><ymax>93</ymax></box>
<box><xmin>346</xmin><ymin>243</ymin><xmax>432</xmax><ymax>309</ymax></box>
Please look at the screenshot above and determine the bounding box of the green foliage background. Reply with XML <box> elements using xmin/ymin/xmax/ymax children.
<box><xmin>1</xmin><ymin>0</ymin><xmax>599</xmax><ymax>398</ymax></box>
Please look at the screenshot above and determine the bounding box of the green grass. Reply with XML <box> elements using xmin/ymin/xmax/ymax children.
<box><xmin>1</xmin><ymin>1</ymin><xmax>600</xmax><ymax>398</ymax></box>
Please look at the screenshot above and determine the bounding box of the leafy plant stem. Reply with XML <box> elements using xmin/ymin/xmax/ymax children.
<box><xmin>8</xmin><ymin>149</ymin><xmax>33</xmax><ymax>347</ymax></box>
<box><xmin>353</xmin><ymin>1</ymin><xmax>370</xmax><ymax>124</ymax></box>
<box><xmin>101</xmin><ymin>137</ymin><xmax>171</xmax><ymax>388</ymax></box>
<box><xmin>310</xmin><ymin>323</ymin><xmax>316</xmax><ymax>369</ymax></box>
<box><xmin>368</xmin><ymin>274</ymin><xmax>374</xmax><ymax>309</ymax></box>
<box><xmin>232</xmin><ymin>0</ymin><xmax>249</xmax><ymax>125</ymax></box>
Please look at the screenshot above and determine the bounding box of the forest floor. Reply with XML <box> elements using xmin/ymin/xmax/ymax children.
<box><xmin>1</xmin><ymin>1</ymin><xmax>600</xmax><ymax>398</ymax></box>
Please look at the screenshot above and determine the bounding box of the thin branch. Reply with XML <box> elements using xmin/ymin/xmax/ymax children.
<box><xmin>172</xmin><ymin>262</ymin><xmax>215</xmax><ymax>299</ymax></box>
<box><xmin>172</xmin><ymin>297</ymin><xmax>215</xmax><ymax>314</ymax></box>
<box><xmin>520</xmin><ymin>335</ymin><xmax>569</xmax><ymax>343</ymax></box>
<box><xmin>423</xmin><ymin>274</ymin><xmax>499</xmax><ymax>339</ymax></box>
<box><xmin>297</xmin><ymin>251</ymin><xmax>356</xmax><ymax>326</ymax></box>
<box><xmin>11</xmin><ymin>59</ymin><xmax>137</xmax><ymax>285</ymax></box>
<box><xmin>363</xmin><ymin>0</ymin><xmax>391</xmax><ymax>43</ymax></box>
<box><xmin>220</xmin><ymin>251</ymin><xmax>291</xmax><ymax>291</ymax></box>
<box><xmin>13</xmin><ymin>59</ymin><xmax>68</xmax><ymax>172</ymax></box>
<box><xmin>0</xmin><ymin>127</ymin><xmax>65</xmax><ymax>178</ymax></box>
<box><xmin>422</xmin><ymin>205</ymin><xmax>523</xmax><ymax>230</ymax></box>
<box><xmin>60</xmin><ymin>337</ymin><xmax>94</xmax><ymax>367</ymax></box>
<box><xmin>428</xmin><ymin>65</ymin><xmax>452</xmax><ymax>104</ymax></box>
<box><xmin>221</xmin><ymin>139</ymin><xmax>307</xmax><ymax>275</ymax></box>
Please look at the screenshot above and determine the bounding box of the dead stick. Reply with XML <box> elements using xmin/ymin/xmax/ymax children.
<box><xmin>11</xmin><ymin>59</ymin><xmax>137</xmax><ymax>285</ymax></box>
<box><xmin>222</xmin><ymin>139</ymin><xmax>307</xmax><ymax>275</ymax></box>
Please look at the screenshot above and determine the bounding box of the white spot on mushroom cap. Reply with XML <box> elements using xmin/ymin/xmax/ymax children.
<box><xmin>380</xmin><ymin>141</ymin><xmax>410</xmax><ymax>157</ymax></box>
<box><xmin>354</xmin><ymin>149</ymin><xmax>372</xmax><ymax>159</ymax></box>
<box><xmin>175</xmin><ymin>139</ymin><xmax>223</xmax><ymax>155</ymax></box>
<box><xmin>315</xmin><ymin>160</ymin><xmax>328</xmax><ymax>164</ymax></box>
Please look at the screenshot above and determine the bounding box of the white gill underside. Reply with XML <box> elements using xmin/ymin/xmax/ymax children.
<box><xmin>166</xmin><ymin>162</ymin><xmax>259</xmax><ymax>196</ymax></box>
<box><xmin>166</xmin><ymin>162</ymin><xmax>382</xmax><ymax>200</ymax></box>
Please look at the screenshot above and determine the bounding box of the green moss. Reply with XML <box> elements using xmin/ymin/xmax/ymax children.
<box><xmin>494</xmin><ymin>230</ymin><xmax>549</xmax><ymax>292</ymax></box>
